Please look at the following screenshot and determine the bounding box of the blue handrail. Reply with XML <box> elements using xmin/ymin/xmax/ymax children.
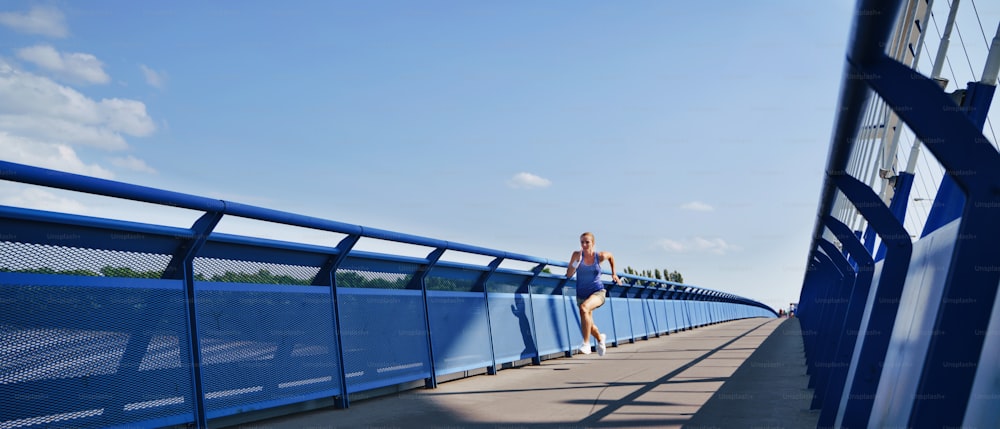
<box><xmin>0</xmin><ymin>159</ymin><xmax>772</xmax><ymax>309</ymax></box>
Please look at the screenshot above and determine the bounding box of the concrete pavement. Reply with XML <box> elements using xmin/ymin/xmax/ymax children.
<box><xmin>221</xmin><ymin>317</ymin><xmax>815</xmax><ymax>429</ymax></box>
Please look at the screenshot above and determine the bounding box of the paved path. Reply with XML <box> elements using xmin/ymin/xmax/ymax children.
<box><xmin>224</xmin><ymin>317</ymin><xmax>816</xmax><ymax>429</ymax></box>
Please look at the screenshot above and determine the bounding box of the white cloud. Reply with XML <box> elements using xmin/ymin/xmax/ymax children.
<box><xmin>0</xmin><ymin>131</ymin><xmax>114</xmax><ymax>178</ymax></box>
<box><xmin>0</xmin><ymin>6</ymin><xmax>68</xmax><ymax>38</ymax></box>
<box><xmin>508</xmin><ymin>172</ymin><xmax>551</xmax><ymax>189</ymax></box>
<box><xmin>110</xmin><ymin>155</ymin><xmax>157</xmax><ymax>174</ymax></box>
<box><xmin>139</xmin><ymin>64</ymin><xmax>166</xmax><ymax>89</ymax></box>
<box><xmin>98</xmin><ymin>98</ymin><xmax>156</xmax><ymax>136</ymax></box>
<box><xmin>655</xmin><ymin>236</ymin><xmax>740</xmax><ymax>255</ymax></box>
<box><xmin>17</xmin><ymin>44</ymin><xmax>110</xmax><ymax>84</ymax></box>
<box><xmin>656</xmin><ymin>239</ymin><xmax>686</xmax><ymax>253</ymax></box>
<box><xmin>0</xmin><ymin>61</ymin><xmax>155</xmax><ymax>148</ymax></box>
<box><xmin>0</xmin><ymin>60</ymin><xmax>157</xmax><ymax>179</ymax></box>
<box><xmin>0</xmin><ymin>115</ymin><xmax>129</xmax><ymax>150</ymax></box>
<box><xmin>0</xmin><ymin>186</ymin><xmax>89</xmax><ymax>214</ymax></box>
<box><xmin>680</xmin><ymin>201</ymin><xmax>714</xmax><ymax>212</ymax></box>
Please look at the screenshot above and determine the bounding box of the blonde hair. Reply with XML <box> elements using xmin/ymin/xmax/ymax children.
<box><xmin>580</xmin><ymin>232</ymin><xmax>595</xmax><ymax>242</ymax></box>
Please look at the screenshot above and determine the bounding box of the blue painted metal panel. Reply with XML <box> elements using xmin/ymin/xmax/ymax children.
<box><xmin>531</xmin><ymin>294</ymin><xmax>570</xmax><ymax>356</ymax></box>
<box><xmin>193</xmin><ymin>281</ymin><xmax>341</xmax><ymax>419</ymax></box>
<box><xmin>529</xmin><ymin>276</ymin><xmax>570</xmax><ymax>357</ymax></box>
<box><xmin>337</xmin><ymin>288</ymin><xmax>431</xmax><ymax>393</ymax></box>
<box><xmin>859</xmin><ymin>42</ymin><xmax>1000</xmax><ymax>429</ymax></box>
<box><xmin>675</xmin><ymin>300</ymin><xmax>687</xmax><ymax>330</ymax></box>
<box><xmin>564</xmin><ymin>294</ymin><xmax>584</xmax><ymax>350</ymax></box>
<box><xmin>818</xmin><ymin>216</ymin><xmax>877</xmax><ymax>427</ymax></box>
<box><xmin>655</xmin><ymin>299</ymin><xmax>670</xmax><ymax>333</ymax></box>
<box><xmin>627</xmin><ymin>299</ymin><xmax>646</xmax><ymax>340</ymax></box>
<box><xmin>687</xmin><ymin>301</ymin><xmax>700</xmax><ymax>328</ymax></box>
<box><xmin>643</xmin><ymin>298</ymin><xmax>659</xmax><ymax>335</ymax></box>
<box><xmin>673</xmin><ymin>301</ymin><xmax>687</xmax><ymax>331</ymax></box>
<box><xmin>486</xmin><ymin>271</ymin><xmax>537</xmax><ymax>364</ymax></box>
<box><xmin>962</xmin><ymin>279</ymin><xmax>1000</xmax><ymax>427</ymax></box>
<box><xmin>867</xmin><ymin>220</ymin><xmax>959</xmax><ymax>428</ymax></box>
<box><xmin>426</xmin><ymin>290</ymin><xmax>492</xmax><ymax>375</ymax></box>
<box><xmin>0</xmin><ymin>274</ymin><xmax>195</xmax><ymax>429</ymax></box>
<box><xmin>488</xmin><ymin>292</ymin><xmax>537</xmax><ymax>363</ymax></box>
<box><xmin>608</xmin><ymin>297</ymin><xmax>631</xmax><ymax>343</ymax></box>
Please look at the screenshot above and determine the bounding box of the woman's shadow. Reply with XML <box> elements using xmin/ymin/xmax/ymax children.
<box><xmin>511</xmin><ymin>294</ymin><xmax>537</xmax><ymax>358</ymax></box>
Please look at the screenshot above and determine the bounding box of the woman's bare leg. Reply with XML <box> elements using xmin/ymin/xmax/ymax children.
<box><xmin>579</xmin><ymin>293</ymin><xmax>604</xmax><ymax>344</ymax></box>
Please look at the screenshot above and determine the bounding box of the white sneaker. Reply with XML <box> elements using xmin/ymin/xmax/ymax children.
<box><xmin>597</xmin><ymin>334</ymin><xmax>607</xmax><ymax>356</ymax></box>
<box><xmin>578</xmin><ymin>342</ymin><xmax>592</xmax><ymax>355</ymax></box>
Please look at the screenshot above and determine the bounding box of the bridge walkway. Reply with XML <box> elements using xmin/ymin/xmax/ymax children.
<box><xmin>223</xmin><ymin>317</ymin><xmax>815</xmax><ymax>429</ymax></box>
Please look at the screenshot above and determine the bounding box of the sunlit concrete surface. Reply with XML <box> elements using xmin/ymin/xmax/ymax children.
<box><xmin>222</xmin><ymin>317</ymin><xmax>814</xmax><ymax>428</ymax></box>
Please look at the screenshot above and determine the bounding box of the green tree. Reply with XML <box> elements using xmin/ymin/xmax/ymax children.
<box><xmin>669</xmin><ymin>270</ymin><xmax>684</xmax><ymax>283</ymax></box>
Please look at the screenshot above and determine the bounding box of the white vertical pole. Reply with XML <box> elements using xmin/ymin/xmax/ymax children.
<box><xmin>904</xmin><ymin>0</ymin><xmax>961</xmax><ymax>175</ymax></box>
<box><xmin>879</xmin><ymin>0</ymin><xmax>934</xmax><ymax>203</ymax></box>
<box><xmin>981</xmin><ymin>22</ymin><xmax>1000</xmax><ymax>86</ymax></box>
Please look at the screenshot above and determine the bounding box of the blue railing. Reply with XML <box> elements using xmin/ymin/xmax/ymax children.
<box><xmin>800</xmin><ymin>0</ymin><xmax>1000</xmax><ymax>427</ymax></box>
<box><xmin>0</xmin><ymin>160</ymin><xmax>773</xmax><ymax>428</ymax></box>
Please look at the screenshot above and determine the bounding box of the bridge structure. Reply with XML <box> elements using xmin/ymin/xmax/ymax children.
<box><xmin>5</xmin><ymin>0</ymin><xmax>1000</xmax><ymax>428</ymax></box>
<box><xmin>0</xmin><ymin>156</ymin><xmax>773</xmax><ymax>429</ymax></box>
<box><xmin>797</xmin><ymin>0</ymin><xmax>1000</xmax><ymax>428</ymax></box>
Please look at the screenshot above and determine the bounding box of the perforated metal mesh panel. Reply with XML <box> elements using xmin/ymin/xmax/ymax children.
<box><xmin>674</xmin><ymin>301</ymin><xmax>691</xmax><ymax>330</ymax></box>
<box><xmin>628</xmin><ymin>299</ymin><xmax>648</xmax><ymax>339</ymax></box>
<box><xmin>486</xmin><ymin>272</ymin><xmax>537</xmax><ymax>363</ymax></box>
<box><xmin>424</xmin><ymin>267</ymin><xmax>491</xmax><ymax>374</ymax></box>
<box><xmin>193</xmin><ymin>257</ymin><xmax>319</xmax><ymax>285</ymax></box>
<box><xmin>531</xmin><ymin>294</ymin><xmax>571</xmax><ymax>356</ymax></box>
<box><xmin>426</xmin><ymin>265</ymin><xmax>480</xmax><ymax>292</ymax></box>
<box><xmin>336</xmin><ymin>257</ymin><xmax>429</xmax><ymax>393</ymax></box>
<box><xmin>486</xmin><ymin>272</ymin><xmax>523</xmax><ymax>294</ymax></box>
<box><xmin>0</xmin><ymin>241</ymin><xmax>171</xmax><ymax>277</ymax></box>
<box><xmin>0</xmin><ymin>276</ymin><xmax>195</xmax><ymax>429</ymax></box>
<box><xmin>529</xmin><ymin>275</ymin><xmax>570</xmax><ymax>355</ymax></box>
<box><xmin>194</xmin><ymin>282</ymin><xmax>341</xmax><ymax>419</ymax></box>
<box><xmin>426</xmin><ymin>290</ymin><xmax>491</xmax><ymax>374</ymax></box>
<box><xmin>338</xmin><ymin>288</ymin><xmax>430</xmax><ymax>393</ymax></box>
<box><xmin>653</xmin><ymin>299</ymin><xmax>671</xmax><ymax>333</ymax></box>
<box><xmin>336</xmin><ymin>257</ymin><xmax>414</xmax><ymax>290</ymax></box>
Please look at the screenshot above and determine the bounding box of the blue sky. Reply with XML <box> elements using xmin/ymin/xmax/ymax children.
<box><xmin>1</xmin><ymin>2</ymin><xmax>997</xmax><ymax>312</ymax></box>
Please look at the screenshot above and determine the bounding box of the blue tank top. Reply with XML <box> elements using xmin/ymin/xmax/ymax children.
<box><xmin>576</xmin><ymin>252</ymin><xmax>605</xmax><ymax>299</ymax></box>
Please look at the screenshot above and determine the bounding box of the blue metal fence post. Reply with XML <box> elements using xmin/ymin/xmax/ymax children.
<box><xmin>313</xmin><ymin>234</ymin><xmax>360</xmax><ymax>409</ymax></box>
<box><xmin>163</xmin><ymin>210</ymin><xmax>224</xmax><ymax>428</ymax></box>
<box><xmin>917</xmin><ymin>81</ymin><xmax>996</xmax><ymax>237</ymax></box>
<box><xmin>655</xmin><ymin>285</ymin><xmax>669</xmax><ymax>335</ymax></box>
<box><xmin>618</xmin><ymin>282</ymin><xmax>635</xmax><ymax>343</ymax></box>
<box><xmin>862</xmin><ymin>47</ymin><xmax>1000</xmax><ymax>426</ymax></box>
<box><xmin>413</xmin><ymin>248</ymin><xmax>446</xmax><ymax>389</ymax></box>
<box><xmin>800</xmin><ymin>251</ymin><xmax>839</xmax><ymax>373</ymax></box>
<box><xmin>832</xmin><ymin>173</ymin><xmax>913</xmax><ymax>428</ymax></box>
<box><xmin>819</xmin><ymin>216</ymin><xmax>876</xmax><ymax>427</ymax></box>
<box><xmin>523</xmin><ymin>263</ymin><xmax>547</xmax><ymax>365</ymax></box>
<box><xmin>644</xmin><ymin>282</ymin><xmax>658</xmax><ymax>336</ymax></box>
<box><xmin>810</xmin><ymin>239</ymin><xmax>856</xmax><ymax>402</ymax></box>
<box><xmin>682</xmin><ymin>288</ymin><xmax>693</xmax><ymax>330</ymax></box>
<box><xmin>553</xmin><ymin>275</ymin><xmax>575</xmax><ymax>358</ymax></box>
<box><xmin>874</xmin><ymin>171</ymin><xmax>914</xmax><ymax>262</ymax></box>
<box><xmin>476</xmin><ymin>257</ymin><xmax>504</xmax><ymax>374</ymax></box>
